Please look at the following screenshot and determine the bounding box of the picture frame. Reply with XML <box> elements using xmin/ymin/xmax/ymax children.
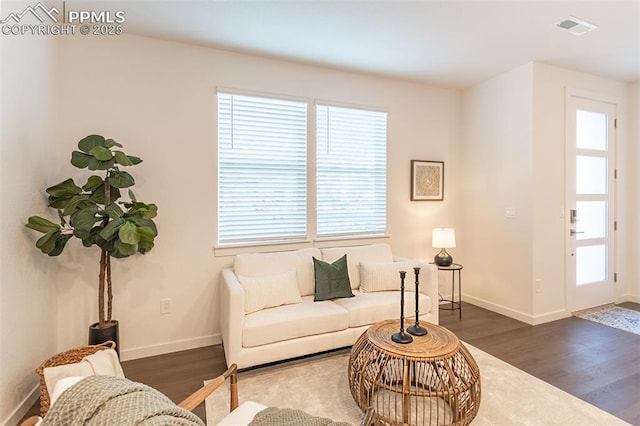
<box><xmin>411</xmin><ymin>160</ymin><xmax>444</xmax><ymax>201</ymax></box>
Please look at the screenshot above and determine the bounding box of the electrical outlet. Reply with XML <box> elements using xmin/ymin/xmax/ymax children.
<box><xmin>160</xmin><ymin>298</ymin><xmax>171</xmax><ymax>314</ymax></box>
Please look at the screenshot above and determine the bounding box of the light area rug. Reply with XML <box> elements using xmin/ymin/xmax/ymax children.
<box><xmin>574</xmin><ymin>305</ymin><xmax>640</xmax><ymax>336</ymax></box>
<box><xmin>205</xmin><ymin>344</ymin><xmax>629</xmax><ymax>426</ymax></box>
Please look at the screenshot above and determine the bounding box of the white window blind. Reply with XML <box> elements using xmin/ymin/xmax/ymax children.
<box><xmin>316</xmin><ymin>104</ymin><xmax>387</xmax><ymax>237</ymax></box>
<box><xmin>218</xmin><ymin>93</ymin><xmax>307</xmax><ymax>245</ymax></box>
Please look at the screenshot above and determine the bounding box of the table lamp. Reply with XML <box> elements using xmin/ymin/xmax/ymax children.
<box><xmin>432</xmin><ymin>228</ymin><xmax>456</xmax><ymax>267</ymax></box>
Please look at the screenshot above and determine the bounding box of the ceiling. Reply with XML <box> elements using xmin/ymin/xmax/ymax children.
<box><xmin>73</xmin><ymin>0</ymin><xmax>640</xmax><ymax>88</ymax></box>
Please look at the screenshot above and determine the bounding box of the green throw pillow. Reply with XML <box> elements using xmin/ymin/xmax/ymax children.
<box><xmin>313</xmin><ymin>255</ymin><xmax>355</xmax><ymax>301</ymax></box>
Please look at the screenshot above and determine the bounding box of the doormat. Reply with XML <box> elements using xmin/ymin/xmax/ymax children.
<box><xmin>574</xmin><ymin>305</ymin><xmax>640</xmax><ymax>335</ymax></box>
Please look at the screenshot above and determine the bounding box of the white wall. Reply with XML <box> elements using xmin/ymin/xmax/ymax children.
<box><xmin>532</xmin><ymin>63</ymin><xmax>630</xmax><ymax>319</ymax></box>
<box><xmin>0</xmin><ymin>30</ymin><xmax>58</xmax><ymax>426</ymax></box>
<box><xmin>461</xmin><ymin>61</ymin><xmax>632</xmax><ymax>324</ymax></box>
<box><xmin>460</xmin><ymin>63</ymin><xmax>534</xmax><ymax>321</ymax></box>
<box><xmin>52</xmin><ymin>34</ymin><xmax>462</xmax><ymax>360</ymax></box>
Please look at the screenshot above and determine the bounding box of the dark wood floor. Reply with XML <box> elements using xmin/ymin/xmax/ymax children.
<box><xmin>21</xmin><ymin>302</ymin><xmax>640</xmax><ymax>425</ymax></box>
<box><xmin>441</xmin><ymin>301</ymin><xmax>640</xmax><ymax>425</ymax></box>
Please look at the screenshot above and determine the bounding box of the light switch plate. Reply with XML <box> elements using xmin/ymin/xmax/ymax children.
<box><xmin>505</xmin><ymin>207</ymin><xmax>517</xmax><ymax>218</ymax></box>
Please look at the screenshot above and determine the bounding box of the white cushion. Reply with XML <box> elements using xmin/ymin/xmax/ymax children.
<box><xmin>43</xmin><ymin>362</ymin><xmax>93</xmax><ymax>400</ymax></box>
<box><xmin>42</xmin><ymin>348</ymin><xmax>124</xmax><ymax>401</ymax></box>
<box><xmin>234</xmin><ymin>247</ymin><xmax>321</xmax><ymax>296</ymax></box>
<box><xmin>51</xmin><ymin>376</ymin><xmax>85</xmax><ymax>406</ymax></box>
<box><xmin>84</xmin><ymin>348</ymin><xmax>125</xmax><ymax>377</ymax></box>
<box><xmin>359</xmin><ymin>260</ymin><xmax>419</xmax><ymax>292</ymax></box>
<box><xmin>217</xmin><ymin>401</ymin><xmax>268</xmax><ymax>426</ymax></box>
<box><xmin>320</xmin><ymin>243</ymin><xmax>394</xmax><ymax>290</ymax></box>
<box><xmin>243</xmin><ymin>296</ymin><xmax>349</xmax><ymax>347</ymax></box>
<box><xmin>333</xmin><ymin>290</ymin><xmax>432</xmax><ymax>327</ymax></box>
<box><xmin>238</xmin><ymin>270</ymin><xmax>302</xmax><ymax>314</ymax></box>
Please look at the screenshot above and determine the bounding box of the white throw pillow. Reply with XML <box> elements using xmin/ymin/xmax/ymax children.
<box><xmin>51</xmin><ymin>376</ymin><xmax>85</xmax><ymax>406</ymax></box>
<box><xmin>43</xmin><ymin>361</ymin><xmax>93</xmax><ymax>400</ymax></box>
<box><xmin>42</xmin><ymin>348</ymin><xmax>124</xmax><ymax>401</ymax></box>
<box><xmin>238</xmin><ymin>270</ymin><xmax>302</xmax><ymax>314</ymax></box>
<box><xmin>359</xmin><ymin>260</ymin><xmax>418</xmax><ymax>292</ymax></box>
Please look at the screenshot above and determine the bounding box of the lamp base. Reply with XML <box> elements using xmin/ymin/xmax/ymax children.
<box><xmin>434</xmin><ymin>248</ymin><xmax>453</xmax><ymax>267</ymax></box>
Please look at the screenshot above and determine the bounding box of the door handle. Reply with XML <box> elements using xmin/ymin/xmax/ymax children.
<box><xmin>570</xmin><ymin>229</ymin><xmax>584</xmax><ymax>236</ymax></box>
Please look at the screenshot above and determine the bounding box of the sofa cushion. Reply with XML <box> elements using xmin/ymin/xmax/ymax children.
<box><xmin>234</xmin><ymin>247</ymin><xmax>321</xmax><ymax>297</ymax></box>
<box><xmin>243</xmin><ymin>296</ymin><xmax>349</xmax><ymax>347</ymax></box>
<box><xmin>313</xmin><ymin>255</ymin><xmax>355</xmax><ymax>301</ymax></box>
<box><xmin>238</xmin><ymin>270</ymin><xmax>302</xmax><ymax>314</ymax></box>
<box><xmin>332</xmin><ymin>290</ymin><xmax>432</xmax><ymax>328</ymax></box>
<box><xmin>359</xmin><ymin>260</ymin><xmax>420</xmax><ymax>292</ymax></box>
<box><xmin>320</xmin><ymin>243</ymin><xmax>394</xmax><ymax>290</ymax></box>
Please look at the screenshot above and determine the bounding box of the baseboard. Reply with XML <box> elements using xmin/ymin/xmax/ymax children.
<box><xmin>120</xmin><ymin>333</ymin><xmax>222</xmax><ymax>361</ymax></box>
<box><xmin>531</xmin><ymin>309</ymin><xmax>570</xmax><ymax>325</ymax></box>
<box><xmin>619</xmin><ymin>294</ymin><xmax>640</xmax><ymax>304</ymax></box>
<box><xmin>461</xmin><ymin>294</ymin><xmax>570</xmax><ymax>325</ymax></box>
<box><xmin>2</xmin><ymin>384</ymin><xmax>39</xmax><ymax>426</ymax></box>
<box><xmin>462</xmin><ymin>294</ymin><xmax>535</xmax><ymax>324</ymax></box>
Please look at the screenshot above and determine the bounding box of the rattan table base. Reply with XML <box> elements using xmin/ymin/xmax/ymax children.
<box><xmin>348</xmin><ymin>320</ymin><xmax>481</xmax><ymax>426</ymax></box>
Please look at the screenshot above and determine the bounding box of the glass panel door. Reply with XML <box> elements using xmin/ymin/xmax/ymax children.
<box><xmin>566</xmin><ymin>95</ymin><xmax>616</xmax><ymax>311</ymax></box>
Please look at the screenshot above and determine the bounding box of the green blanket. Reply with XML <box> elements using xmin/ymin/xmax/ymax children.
<box><xmin>42</xmin><ymin>375</ymin><xmax>204</xmax><ymax>426</ymax></box>
<box><xmin>249</xmin><ymin>407</ymin><xmax>352</xmax><ymax>426</ymax></box>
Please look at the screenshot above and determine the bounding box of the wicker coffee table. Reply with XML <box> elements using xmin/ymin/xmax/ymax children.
<box><xmin>348</xmin><ymin>319</ymin><xmax>481</xmax><ymax>425</ymax></box>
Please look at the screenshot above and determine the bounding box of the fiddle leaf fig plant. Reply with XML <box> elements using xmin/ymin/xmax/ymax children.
<box><xmin>26</xmin><ymin>135</ymin><xmax>158</xmax><ymax>329</ymax></box>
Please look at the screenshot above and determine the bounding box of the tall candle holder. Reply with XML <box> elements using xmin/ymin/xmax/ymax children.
<box><xmin>407</xmin><ymin>267</ymin><xmax>427</xmax><ymax>336</ymax></box>
<box><xmin>392</xmin><ymin>271</ymin><xmax>413</xmax><ymax>344</ymax></box>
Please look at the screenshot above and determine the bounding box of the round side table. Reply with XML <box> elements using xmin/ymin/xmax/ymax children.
<box><xmin>433</xmin><ymin>263</ymin><xmax>463</xmax><ymax>319</ymax></box>
<box><xmin>348</xmin><ymin>319</ymin><xmax>481</xmax><ymax>426</ymax></box>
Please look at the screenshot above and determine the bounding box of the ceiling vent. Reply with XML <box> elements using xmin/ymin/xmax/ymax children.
<box><xmin>556</xmin><ymin>16</ymin><xmax>597</xmax><ymax>36</ymax></box>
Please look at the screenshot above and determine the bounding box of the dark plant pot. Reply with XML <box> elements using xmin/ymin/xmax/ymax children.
<box><xmin>89</xmin><ymin>320</ymin><xmax>120</xmax><ymax>356</ymax></box>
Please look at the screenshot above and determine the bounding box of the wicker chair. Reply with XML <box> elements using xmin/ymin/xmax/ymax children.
<box><xmin>36</xmin><ymin>341</ymin><xmax>116</xmax><ymax>416</ymax></box>
<box><xmin>23</xmin><ymin>341</ymin><xmax>231</xmax><ymax>426</ymax></box>
<box><xmin>25</xmin><ymin>344</ymin><xmax>373</xmax><ymax>426</ymax></box>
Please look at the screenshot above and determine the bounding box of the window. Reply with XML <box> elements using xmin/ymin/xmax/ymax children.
<box><xmin>217</xmin><ymin>93</ymin><xmax>307</xmax><ymax>245</ymax></box>
<box><xmin>316</xmin><ymin>105</ymin><xmax>387</xmax><ymax>237</ymax></box>
<box><xmin>217</xmin><ymin>92</ymin><xmax>387</xmax><ymax>247</ymax></box>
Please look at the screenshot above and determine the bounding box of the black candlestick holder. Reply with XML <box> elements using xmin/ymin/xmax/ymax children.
<box><xmin>392</xmin><ymin>271</ymin><xmax>413</xmax><ymax>344</ymax></box>
<box><xmin>407</xmin><ymin>267</ymin><xmax>427</xmax><ymax>336</ymax></box>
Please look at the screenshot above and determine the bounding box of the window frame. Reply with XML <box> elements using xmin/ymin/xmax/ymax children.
<box><xmin>315</xmin><ymin>101</ymin><xmax>388</xmax><ymax>240</ymax></box>
<box><xmin>216</xmin><ymin>90</ymin><xmax>310</xmax><ymax>247</ymax></box>
<box><xmin>215</xmin><ymin>89</ymin><xmax>389</xmax><ymax>253</ymax></box>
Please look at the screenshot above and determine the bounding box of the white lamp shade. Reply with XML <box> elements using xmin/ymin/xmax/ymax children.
<box><xmin>432</xmin><ymin>228</ymin><xmax>456</xmax><ymax>248</ymax></box>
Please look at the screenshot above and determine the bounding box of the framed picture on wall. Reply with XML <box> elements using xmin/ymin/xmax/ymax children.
<box><xmin>411</xmin><ymin>160</ymin><xmax>444</xmax><ymax>201</ymax></box>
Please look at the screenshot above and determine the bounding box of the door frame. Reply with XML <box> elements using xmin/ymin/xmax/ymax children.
<box><xmin>565</xmin><ymin>88</ymin><xmax>618</xmax><ymax>313</ymax></box>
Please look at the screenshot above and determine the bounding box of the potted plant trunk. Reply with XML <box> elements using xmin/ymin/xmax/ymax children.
<box><xmin>26</xmin><ymin>135</ymin><xmax>158</xmax><ymax>353</ymax></box>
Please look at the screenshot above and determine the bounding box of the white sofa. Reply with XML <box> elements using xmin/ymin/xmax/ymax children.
<box><xmin>220</xmin><ymin>243</ymin><xmax>438</xmax><ymax>369</ymax></box>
